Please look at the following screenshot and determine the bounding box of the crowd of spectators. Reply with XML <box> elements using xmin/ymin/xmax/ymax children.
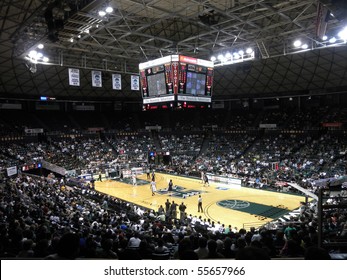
<box><xmin>0</xmin><ymin>107</ymin><xmax>346</xmax><ymax>259</ymax></box>
<box><xmin>0</xmin><ymin>126</ymin><xmax>345</xmax><ymax>193</ymax></box>
<box><xmin>108</xmin><ymin>134</ymin><xmax>155</xmax><ymax>166</ymax></box>
<box><xmin>1</xmin><ymin>173</ymin><xmax>345</xmax><ymax>260</ymax></box>
<box><xmin>0</xmin><ymin>138</ymin><xmax>115</xmax><ymax>173</ymax></box>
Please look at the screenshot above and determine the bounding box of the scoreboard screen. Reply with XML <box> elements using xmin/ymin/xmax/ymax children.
<box><xmin>147</xmin><ymin>72</ymin><xmax>166</xmax><ymax>96</ymax></box>
<box><xmin>186</xmin><ymin>72</ymin><xmax>206</xmax><ymax>95</ymax></box>
<box><xmin>139</xmin><ymin>55</ymin><xmax>214</xmax><ymax>106</ymax></box>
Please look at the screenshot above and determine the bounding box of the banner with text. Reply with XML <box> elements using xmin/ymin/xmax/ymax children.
<box><xmin>24</xmin><ymin>128</ymin><xmax>44</xmax><ymax>134</ymax></box>
<box><xmin>68</xmin><ymin>68</ymin><xmax>80</xmax><ymax>86</ymax></box>
<box><xmin>92</xmin><ymin>70</ymin><xmax>102</xmax><ymax>87</ymax></box>
<box><xmin>6</xmin><ymin>166</ymin><xmax>17</xmax><ymax>177</ymax></box>
<box><xmin>131</xmin><ymin>75</ymin><xmax>140</xmax><ymax>90</ymax></box>
<box><xmin>259</xmin><ymin>123</ymin><xmax>277</xmax><ymax>129</ymax></box>
<box><xmin>112</xmin><ymin>74</ymin><xmax>122</xmax><ymax>90</ymax></box>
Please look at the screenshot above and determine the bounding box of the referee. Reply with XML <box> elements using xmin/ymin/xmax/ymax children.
<box><xmin>198</xmin><ymin>195</ymin><xmax>203</xmax><ymax>213</ymax></box>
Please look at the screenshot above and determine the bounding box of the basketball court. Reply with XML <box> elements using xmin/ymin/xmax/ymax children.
<box><xmin>96</xmin><ymin>172</ymin><xmax>306</xmax><ymax>230</ymax></box>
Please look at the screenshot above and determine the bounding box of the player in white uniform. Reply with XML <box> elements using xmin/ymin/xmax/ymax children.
<box><xmin>150</xmin><ymin>180</ymin><xmax>156</xmax><ymax>196</ymax></box>
<box><xmin>132</xmin><ymin>173</ymin><xmax>137</xmax><ymax>186</ymax></box>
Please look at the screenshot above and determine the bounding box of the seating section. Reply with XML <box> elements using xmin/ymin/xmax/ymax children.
<box><xmin>0</xmin><ymin>107</ymin><xmax>346</xmax><ymax>259</ymax></box>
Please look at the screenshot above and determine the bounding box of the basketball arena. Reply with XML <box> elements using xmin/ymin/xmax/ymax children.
<box><xmin>1</xmin><ymin>0</ymin><xmax>347</xmax><ymax>262</ymax></box>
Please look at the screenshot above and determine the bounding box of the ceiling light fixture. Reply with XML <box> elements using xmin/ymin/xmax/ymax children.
<box><xmin>233</xmin><ymin>52</ymin><xmax>240</xmax><ymax>59</ymax></box>
<box><xmin>29</xmin><ymin>50</ymin><xmax>37</xmax><ymax>58</ymax></box>
<box><xmin>329</xmin><ymin>37</ymin><xmax>337</xmax><ymax>43</ymax></box>
<box><xmin>338</xmin><ymin>26</ymin><xmax>347</xmax><ymax>40</ymax></box>
<box><xmin>217</xmin><ymin>54</ymin><xmax>224</xmax><ymax>61</ymax></box>
<box><xmin>246</xmin><ymin>48</ymin><xmax>253</xmax><ymax>54</ymax></box>
<box><xmin>98</xmin><ymin>10</ymin><xmax>106</xmax><ymax>17</ymax></box>
<box><xmin>293</xmin><ymin>40</ymin><xmax>302</xmax><ymax>47</ymax></box>
<box><xmin>212</xmin><ymin>47</ymin><xmax>255</xmax><ymax>66</ymax></box>
<box><xmin>105</xmin><ymin>6</ymin><xmax>113</xmax><ymax>13</ymax></box>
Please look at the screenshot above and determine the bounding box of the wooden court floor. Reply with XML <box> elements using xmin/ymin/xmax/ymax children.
<box><xmin>96</xmin><ymin>172</ymin><xmax>306</xmax><ymax>230</ymax></box>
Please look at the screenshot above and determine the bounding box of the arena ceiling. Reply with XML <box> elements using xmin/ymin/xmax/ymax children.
<box><xmin>0</xmin><ymin>0</ymin><xmax>347</xmax><ymax>101</ymax></box>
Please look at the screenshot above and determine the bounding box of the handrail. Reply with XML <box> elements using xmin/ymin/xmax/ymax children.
<box><xmin>287</xmin><ymin>182</ymin><xmax>318</xmax><ymax>200</ymax></box>
<box><xmin>242</xmin><ymin>221</ymin><xmax>269</xmax><ymax>230</ymax></box>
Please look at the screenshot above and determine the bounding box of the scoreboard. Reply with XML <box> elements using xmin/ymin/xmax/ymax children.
<box><xmin>139</xmin><ymin>55</ymin><xmax>214</xmax><ymax>107</ymax></box>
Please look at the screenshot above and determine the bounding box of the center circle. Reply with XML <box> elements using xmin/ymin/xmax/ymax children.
<box><xmin>217</xmin><ymin>199</ymin><xmax>250</xmax><ymax>210</ymax></box>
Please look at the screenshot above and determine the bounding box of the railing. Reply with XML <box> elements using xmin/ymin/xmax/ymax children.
<box><xmin>287</xmin><ymin>182</ymin><xmax>318</xmax><ymax>200</ymax></box>
<box><xmin>242</xmin><ymin>221</ymin><xmax>270</xmax><ymax>231</ymax></box>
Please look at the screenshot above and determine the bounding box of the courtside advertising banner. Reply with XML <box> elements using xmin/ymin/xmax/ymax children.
<box><xmin>112</xmin><ymin>74</ymin><xmax>122</xmax><ymax>90</ymax></box>
<box><xmin>92</xmin><ymin>70</ymin><xmax>102</xmax><ymax>87</ymax></box>
<box><xmin>68</xmin><ymin>68</ymin><xmax>80</xmax><ymax>86</ymax></box>
<box><xmin>6</xmin><ymin>166</ymin><xmax>17</xmax><ymax>177</ymax></box>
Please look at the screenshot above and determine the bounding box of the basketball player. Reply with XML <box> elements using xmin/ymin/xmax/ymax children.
<box><xmin>201</xmin><ymin>170</ymin><xmax>204</xmax><ymax>184</ymax></box>
<box><xmin>150</xmin><ymin>179</ymin><xmax>156</xmax><ymax>196</ymax></box>
<box><xmin>146</xmin><ymin>167</ymin><xmax>150</xmax><ymax>180</ymax></box>
<box><xmin>203</xmin><ymin>172</ymin><xmax>209</xmax><ymax>186</ymax></box>
<box><xmin>132</xmin><ymin>173</ymin><xmax>137</xmax><ymax>186</ymax></box>
<box><xmin>168</xmin><ymin>179</ymin><xmax>173</xmax><ymax>191</ymax></box>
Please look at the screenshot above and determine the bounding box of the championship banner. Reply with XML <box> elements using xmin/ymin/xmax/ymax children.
<box><xmin>92</xmin><ymin>70</ymin><xmax>102</xmax><ymax>87</ymax></box>
<box><xmin>68</xmin><ymin>68</ymin><xmax>80</xmax><ymax>86</ymax></box>
<box><xmin>131</xmin><ymin>75</ymin><xmax>140</xmax><ymax>90</ymax></box>
<box><xmin>112</xmin><ymin>74</ymin><xmax>122</xmax><ymax>90</ymax></box>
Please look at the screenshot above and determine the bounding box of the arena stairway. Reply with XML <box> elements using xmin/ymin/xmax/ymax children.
<box><xmin>197</xmin><ymin>133</ymin><xmax>210</xmax><ymax>156</ymax></box>
<box><xmin>236</xmin><ymin>132</ymin><xmax>263</xmax><ymax>159</ymax></box>
<box><xmin>150</xmin><ymin>130</ymin><xmax>162</xmax><ymax>151</ymax></box>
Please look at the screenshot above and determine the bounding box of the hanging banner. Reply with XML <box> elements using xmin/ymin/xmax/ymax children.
<box><xmin>131</xmin><ymin>75</ymin><xmax>140</xmax><ymax>90</ymax></box>
<box><xmin>112</xmin><ymin>74</ymin><xmax>122</xmax><ymax>90</ymax></box>
<box><xmin>92</xmin><ymin>70</ymin><xmax>102</xmax><ymax>87</ymax></box>
<box><xmin>68</xmin><ymin>68</ymin><xmax>80</xmax><ymax>86</ymax></box>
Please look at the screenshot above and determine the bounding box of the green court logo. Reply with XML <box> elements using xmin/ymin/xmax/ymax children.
<box><xmin>217</xmin><ymin>199</ymin><xmax>290</xmax><ymax>219</ymax></box>
<box><xmin>157</xmin><ymin>186</ymin><xmax>203</xmax><ymax>198</ymax></box>
<box><xmin>217</xmin><ymin>200</ymin><xmax>250</xmax><ymax>209</ymax></box>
